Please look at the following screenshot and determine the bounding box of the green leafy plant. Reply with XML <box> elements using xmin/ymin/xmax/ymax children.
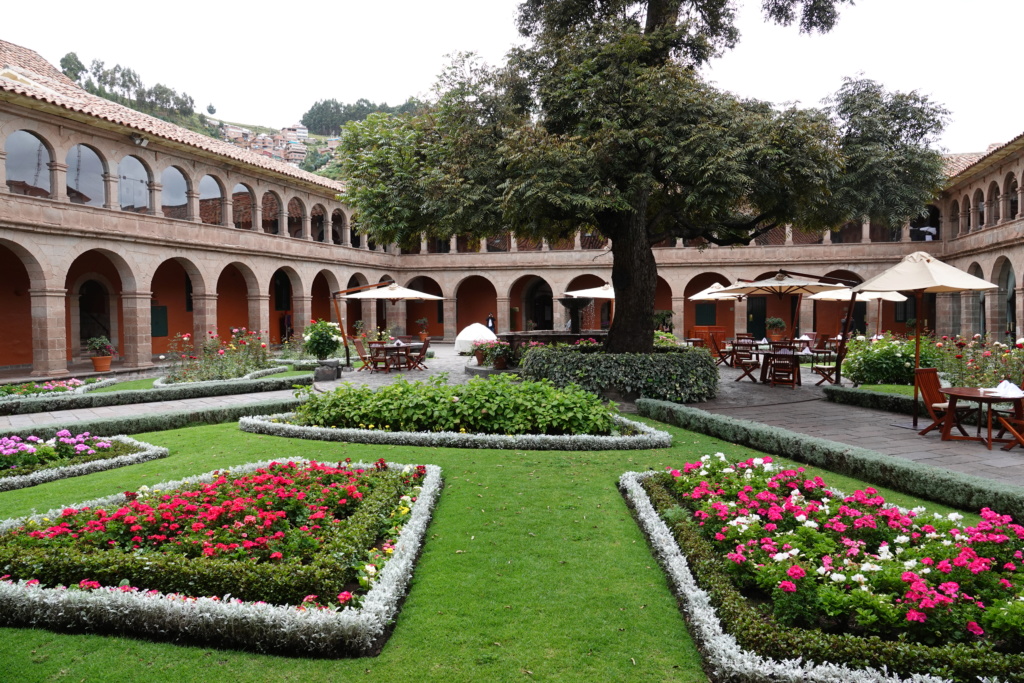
<box><xmin>764</xmin><ymin>317</ymin><xmax>787</xmax><ymax>332</ymax></box>
<box><xmin>163</xmin><ymin>328</ymin><xmax>273</xmax><ymax>383</ymax></box>
<box><xmin>85</xmin><ymin>336</ymin><xmax>115</xmax><ymax>356</ymax></box>
<box><xmin>844</xmin><ymin>333</ymin><xmax>942</xmax><ymax>385</ymax></box>
<box><xmin>415</xmin><ymin>317</ymin><xmax>429</xmax><ymax>332</ymax></box>
<box><xmin>302</xmin><ymin>319</ymin><xmax>344</xmax><ymax>360</ymax></box>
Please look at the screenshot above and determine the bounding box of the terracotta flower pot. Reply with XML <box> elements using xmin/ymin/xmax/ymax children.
<box><xmin>493</xmin><ymin>356</ymin><xmax>508</xmax><ymax>370</ymax></box>
<box><xmin>475</xmin><ymin>350</ymin><xmax>486</xmax><ymax>365</ymax></box>
<box><xmin>90</xmin><ymin>355</ymin><xmax>112</xmax><ymax>372</ymax></box>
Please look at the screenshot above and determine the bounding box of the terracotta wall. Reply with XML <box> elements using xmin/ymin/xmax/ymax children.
<box><xmin>216</xmin><ymin>267</ymin><xmax>250</xmax><ymax>333</ymax></box>
<box><xmin>0</xmin><ymin>247</ymin><xmax>32</xmax><ymax>366</ymax></box>
<box><xmin>311</xmin><ymin>276</ymin><xmax>332</xmax><ymax>323</ymax></box>
<box><xmin>456</xmin><ymin>276</ymin><xmax>497</xmax><ymax>333</ymax></box>
<box><xmin>64</xmin><ymin>252</ymin><xmax>123</xmax><ymax>359</ymax></box>
<box><xmin>150</xmin><ymin>262</ymin><xmax>193</xmax><ymax>354</ymax></box>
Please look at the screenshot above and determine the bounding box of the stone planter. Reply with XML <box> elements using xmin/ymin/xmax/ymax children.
<box><xmin>313</xmin><ymin>359</ymin><xmax>340</xmax><ymax>382</ymax></box>
<box><xmin>90</xmin><ymin>356</ymin><xmax>112</xmax><ymax>372</ymax></box>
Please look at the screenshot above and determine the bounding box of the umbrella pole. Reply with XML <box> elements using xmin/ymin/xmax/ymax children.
<box><xmin>332</xmin><ymin>295</ymin><xmax>352</xmax><ymax>369</ymax></box>
<box><xmin>835</xmin><ymin>292</ymin><xmax>857</xmax><ymax>385</ymax></box>
<box><xmin>912</xmin><ymin>290</ymin><xmax>923</xmax><ymax>429</ymax></box>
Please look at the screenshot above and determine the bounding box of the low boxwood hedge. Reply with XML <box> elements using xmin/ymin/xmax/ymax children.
<box><xmin>518</xmin><ymin>346</ymin><xmax>717</xmax><ymax>403</ymax></box>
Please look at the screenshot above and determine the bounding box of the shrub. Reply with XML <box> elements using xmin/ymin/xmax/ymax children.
<box><xmin>0</xmin><ymin>378</ymin><xmax>93</xmax><ymax>398</ymax></box>
<box><xmin>518</xmin><ymin>346</ymin><xmax>717</xmax><ymax>403</ymax></box>
<box><xmin>301</xmin><ymin>319</ymin><xmax>344</xmax><ymax>360</ymax></box>
<box><xmin>844</xmin><ymin>333</ymin><xmax>943</xmax><ymax>385</ymax></box>
<box><xmin>164</xmin><ymin>328</ymin><xmax>273</xmax><ymax>383</ymax></box>
<box><xmin>291</xmin><ymin>373</ymin><xmax>617</xmax><ymax>436</ymax></box>
<box><xmin>932</xmin><ymin>334</ymin><xmax>1024</xmax><ymax>387</ymax></box>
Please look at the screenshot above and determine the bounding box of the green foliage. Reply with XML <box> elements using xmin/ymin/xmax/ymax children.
<box><xmin>292</xmin><ymin>374</ymin><xmax>617</xmax><ymax>436</ymax></box>
<box><xmin>519</xmin><ymin>346</ymin><xmax>717</xmax><ymax>403</ymax></box>
<box><xmin>301</xmin><ymin>319</ymin><xmax>344</xmax><ymax>360</ymax></box>
<box><xmin>85</xmin><ymin>336</ymin><xmax>115</xmax><ymax>355</ymax></box>
<box><xmin>164</xmin><ymin>328</ymin><xmax>272</xmax><ymax>383</ymax></box>
<box><xmin>302</xmin><ymin>97</ymin><xmax>421</xmax><ymax>136</ymax></box>
<box><xmin>764</xmin><ymin>317</ymin><xmax>787</xmax><ymax>331</ymax></box>
<box><xmin>844</xmin><ymin>333</ymin><xmax>942</xmax><ymax>385</ymax></box>
<box><xmin>933</xmin><ymin>334</ymin><xmax>1024</xmax><ymax>387</ymax></box>
<box><xmin>653</xmin><ymin>331</ymin><xmax>680</xmax><ymax>347</ymax></box>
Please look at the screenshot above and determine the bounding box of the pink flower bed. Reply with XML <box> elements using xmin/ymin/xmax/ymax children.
<box><xmin>667</xmin><ymin>454</ymin><xmax>1024</xmax><ymax>649</ymax></box>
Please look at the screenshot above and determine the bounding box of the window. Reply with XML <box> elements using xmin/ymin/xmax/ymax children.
<box><xmin>694</xmin><ymin>303</ymin><xmax>717</xmax><ymax>326</ymax></box>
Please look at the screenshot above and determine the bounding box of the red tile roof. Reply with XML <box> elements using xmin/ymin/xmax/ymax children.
<box><xmin>0</xmin><ymin>39</ymin><xmax>344</xmax><ymax>194</ymax></box>
<box><xmin>943</xmin><ymin>152</ymin><xmax>986</xmax><ymax>177</ymax></box>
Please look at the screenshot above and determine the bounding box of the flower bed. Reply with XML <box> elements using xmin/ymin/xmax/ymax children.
<box><xmin>0</xmin><ymin>378</ymin><xmax>114</xmax><ymax>401</ymax></box>
<box><xmin>0</xmin><ymin>432</ymin><xmax>167</xmax><ymax>492</ymax></box>
<box><xmin>153</xmin><ymin>365</ymin><xmax>289</xmax><ymax>388</ymax></box>
<box><xmin>161</xmin><ymin>328</ymin><xmax>276</xmax><ymax>383</ymax></box>
<box><xmin>621</xmin><ymin>454</ymin><xmax>1024</xmax><ymax>682</ymax></box>
<box><xmin>0</xmin><ymin>458</ymin><xmax>442</xmax><ymax>656</ymax></box>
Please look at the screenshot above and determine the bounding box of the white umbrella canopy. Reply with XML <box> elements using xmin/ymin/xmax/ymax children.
<box><xmin>688</xmin><ymin>282</ymin><xmax>743</xmax><ymax>301</ymax></box>
<box><xmin>341</xmin><ymin>282</ymin><xmax>443</xmax><ymax>300</ymax></box>
<box><xmin>809</xmin><ymin>287</ymin><xmax>907</xmax><ymax>302</ymax></box>
<box><xmin>454</xmin><ymin>322</ymin><xmax>496</xmax><ymax>353</ymax></box>
<box><xmin>564</xmin><ymin>283</ymin><xmax>615</xmax><ymax>299</ymax></box>
<box><xmin>853</xmin><ymin>251</ymin><xmax>998</xmax><ymax>295</ymax></box>
<box><xmin>716</xmin><ymin>272</ymin><xmax>847</xmax><ymax>297</ymax></box>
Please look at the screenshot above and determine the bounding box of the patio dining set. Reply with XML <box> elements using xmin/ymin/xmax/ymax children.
<box><xmin>709</xmin><ymin>333</ymin><xmax>846</xmax><ymax>389</ymax></box>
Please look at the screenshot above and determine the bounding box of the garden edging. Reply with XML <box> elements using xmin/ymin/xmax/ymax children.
<box><xmin>0</xmin><ymin>435</ymin><xmax>168</xmax><ymax>492</ymax></box>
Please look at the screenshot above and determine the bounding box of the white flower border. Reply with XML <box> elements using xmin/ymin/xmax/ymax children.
<box><xmin>153</xmin><ymin>365</ymin><xmax>289</xmax><ymax>388</ymax></box>
<box><xmin>0</xmin><ymin>377</ymin><xmax>118</xmax><ymax>403</ymax></box>
<box><xmin>239</xmin><ymin>412</ymin><xmax>672</xmax><ymax>451</ymax></box>
<box><xmin>0</xmin><ymin>435</ymin><xmax>169</xmax><ymax>493</ymax></box>
<box><xmin>618</xmin><ymin>471</ymin><xmax>958</xmax><ymax>683</ymax></box>
<box><xmin>0</xmin><ymin>458</ymin><xmax>442</xmax><ymax>656</ymax></box>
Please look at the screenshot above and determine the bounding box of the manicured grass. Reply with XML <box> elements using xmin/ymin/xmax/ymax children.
<box><xmin>0</xmin><ymin>419</ymin><xmax>978</xmax><ymax>681</ymax></box>
<box><xmin>89</xmin><ymin>370</ymin><xmax>309</xmax><ymax>394</ymax></box>
<box><xmin>859</xmin><ymin>383</ymin><xmax>915</xmax><ymax>396</ymax></box>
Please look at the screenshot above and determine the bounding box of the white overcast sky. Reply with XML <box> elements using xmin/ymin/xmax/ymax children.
<box><xmin>5</xmin><ymin>0</ymin><xmax>1020</xmax><ymax>153</ymax></box>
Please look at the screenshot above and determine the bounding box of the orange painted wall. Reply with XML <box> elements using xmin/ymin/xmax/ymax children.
<box><xmin>0</xmin><ymin>247</ymin><xmax>32</xmax><ymax>366</ymax></box>
<box><xmin>404</xmin><ymin>278</ymin><xmax>444</xmax><ymax>336</ymax></box>
<box><xmin>150</xmin><ymin>261</ymin><xmax>193</xmax><ymax>354</ymax></box>
<box><xmin>311</xmin><ymin>275</ymin><xmax>332</xmax><ymax>323</ymax></box>
<box><xmin>268</xmin><ymin>272</ymin><xmax>293</xmax><ymax>344</ymax></box>
<box><xmin>683</xmin><ymin>274</ymin><xmax>734</xmax><ymax>339</ymax></box>
<box><xmin>456</xmin><ymin>276</ymin><xmax>497</xmax><ymax>332</ymax></box>
<box><xmin>216</xmin><ymin>266</ymin><xmax>250</xmax><ymax>333</ymax></box>
<box><xmin>64</xmin><ymin>253</ymin><xmax>123</xmax><ymax>359</ymax></box>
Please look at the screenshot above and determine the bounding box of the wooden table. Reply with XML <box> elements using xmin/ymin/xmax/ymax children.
<box><xmin>376</xmin><ymin>342</ymin><xmax>422</xmax><ymax>371</ymax></box>
<box><xmin>940</xmin><ymin>387</ymin><xmax>1024</xmax><ymax>450</ymax></box>
<box><xmin>750</xmin><ymin>349</ymin><xmax>802</xmax><ymax>385</ymax></box>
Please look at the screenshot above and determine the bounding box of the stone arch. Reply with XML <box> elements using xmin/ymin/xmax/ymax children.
<box><xmin>950</xmin><ymin>199</ymin><xmax>960</xmax><ymax>235</ymax></box>
<box><xmin>63</xmin><ymin>248</ymin><xmax>140</xmax><ymax>361</ymax></box>
<box><xmin>972</xmin><ymin>188</ymin><xmax>986</xmax><ymax>228</ymax></box>
<box><xmin>5</xmin><ymin>129</ymin><xmax>54</xmax><ymax>197</ymax></box>
<box><xmin>404</xmin><ymin>276</ymin><xmax>444</xmax><ymax>337</ymax></box>
<box><xmin>65</xmin><ymin>143</ymin><xmax>106</xmax><ymax>207</ymax></box>
<box><xmin>160</xmin><ymin>166</ymin><xmax>191</xmax><ymax>219</ymax></box>
<box><xmin>455</xmin><ymin>274</ymin><xmax>498</xmax><ymax>333</ymax></box>
<box><xmin>993</xmin><ymin>256</ymin><xmax>1016</xmax><ymax>339</ymax></box>
<box><xmin>261</xmin><ymin>191</ymin><xmax>282</xmax><ymax>234</ymax></box>
<box><xmin>684</xmin><ymin>272</ymin><xmax>732</xmax><ymax>339</ymax></box>
<box><xmin>967</xmin><ymin>262</ymin><xmax>986</xmax><ymax>336</ymax></box>
<box><xmin>216</xmin><ymin>262</ymin><xmax>257</xmax><ymax>335</ymax></box>
<box><xmin>287</xmin><ymin>197</ymin><xmax>305</xmax><ymax>238</ymax></box>
<box><xmin>655</xmin><ymin>275</ymin><xmax>673</xmax><ymax>325</ymax></box>
<box><xmin>231</xmin><ymin>183</ymin><xmax>255</xmax><ymax>230</ymax></box>
<box><xmin>566</xmin><ymin>274</ymin><xmax>612</xmax><ymax>330</ymax></box>
<box><xmin>117</xmin><ymin>154</ymin><xmax>152</xmax><ymax>214</ymax></box>
<box><xmin>150</xmin><ymin>257</ymin><xmax>205</xmax><ymax>354</ymax></box>
<box><xmin>0</xmin><ymin>239</ymin><xmax>45</xmax><ymax>368</ymax></box>
<box><xmin>311</xmin><ymin>204</ymin><xmax>327</xmax><ymax>242</ymax></box>
<box><xmin>268</xmin><ymin>266</ymin><xmax>304</xmax><ymax>343</ymax></box>
<box><xmin>508</xmin><ymin>275</ymin><xmax>552</xmax><ymax>332</ymax></box>
<box><xmin>310</xmin><ymin>269</ymin><xmax>341</xmax><ymax>323</ymax></box>
<box><xmin>199</xmin><ymin>174</ymin><xmax>224</xmax><ymax>225</ymax></box>
<box><xmin>330</xmin><ymin>209</ymin><xmax>346</xmax><ymax>245</ymax></box>
<box><xmin>987</xmin><ymin>181</ymin><xmax>1001</xmax><ymax>224</ymax></box>
<box><xmin>344</xmin><ymin>273</ymin><xmax>369</xmax><ymax>336</ymax></box>
<box><xmin>1004</xmin><ymin>172</ymin><xmax>1019</xmax><ymax>221</ymax></box>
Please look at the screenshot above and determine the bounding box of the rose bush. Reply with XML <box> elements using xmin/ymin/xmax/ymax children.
<box><xmin>163</xmin><ymin>328</ymin><xmax>273</xmax><ymax>383</ymax></box>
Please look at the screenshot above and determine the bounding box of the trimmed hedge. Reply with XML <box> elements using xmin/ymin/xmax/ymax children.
<box><xmin>0</xmin><ymin>375</ymin><xmax>312</xmax><ymax>417</ymax></box>
<box><xmin>636</xmin><ymin>398</ymin><xmax>1024</xmax><ymax>520</ymax></box>
<box><xmin>0</xmin><ymin>398</ymin><xmax>303</xmax><ymax>441</ymax></box>
<box><xmin>518</xmin><ymin>346</ymin><xmax>717</xmax><ymax>403</ymax></box>
<box><xmin>635</xmin><ymin>473</ymin><xmax>1023</xmax><ymax>682</ymax></box>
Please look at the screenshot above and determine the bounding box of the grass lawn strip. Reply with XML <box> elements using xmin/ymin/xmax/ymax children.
<box><xmin>619</xmin><ymin>470</ymin><xmax>955</xmax><ymax>683</ymax></box>
<box><xmin>0</xmin><ymin>435</ymin><xmax>167</xmax><ymax>492</ymax></box>
<box><xmin>153</xmin><ymin>365</ymin><xmax>291</xmax><ymax>388</ymax></box>
<box><xmin>0</xmin><ymin>458</ymin><xmax>442</xmax><ymax>656</ymax></box>
<box><xmin>240</xmin><ymin>412</ymin><xmax>671</xmax><ymax>451</ymax></box>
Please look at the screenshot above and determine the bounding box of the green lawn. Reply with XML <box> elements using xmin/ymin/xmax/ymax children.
<box><xmin>90</xmin><ymin>370</ymin><xmax>309</xmax><ymax>394</ymax></box>
<box><xmin>0</xmin><ymin>419</ymin><xmax>975</xmax><ymax>682</ymax></box>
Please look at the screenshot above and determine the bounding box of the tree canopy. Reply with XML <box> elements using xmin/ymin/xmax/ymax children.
<box><xmin>300</xmin><ymin>97</ymin><xmax>422</xmax><ymax>136</ymax></box>
<box><xmin>334</xmin><ymin>1</ymin><xmax>947</xmax><ymax>353</ymax></box>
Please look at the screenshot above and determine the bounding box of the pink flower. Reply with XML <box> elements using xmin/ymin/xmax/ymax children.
<box><xmin>967</xmin><ymin>621</ymin><xmax>985</xmax><ymax>636</ymax></box>
<box><xmin>778</xmin><ymin>580</ymin><xmax>797</xmax><ymax>593</ymax></box>
<box><xmin>338</xmin><ymin>591</ymin><xmax>353</xmax><ymax>603</ymax></box>
<box><xmin>787</xmin><ymin>565</ymin><xmax>806</xmax><ymax>580</ymax></box>
<box><xmin>905</xmin><ymin>609</ymin><xmax>927</xmax><ymax>622</ymax></box>
<box><xmin>269</xmin><ymin>552</ymin><xmax>283</xmax><ymax>560</ymax></box>
<box><xmin>218</xmin><ymin>349</ymin><xmax>225</xmax><ymax>355</ymax></box>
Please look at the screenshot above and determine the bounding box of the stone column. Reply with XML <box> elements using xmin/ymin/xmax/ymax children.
<box><xmin>496</xmin><ymin>296</ymin><xmax>511</xmax><ymax>334</ymax></box>
<box><xmin>247</xmin><ymin>294</ymin><xmax>271</xmax><ymax>343</ymax></box>
<box><xmin>784</xmin><ymin>225</ymin><xmax>793</xmax><ymax>246</ymax></box>
<box><xmin>510</xmin><ymin>236</ymin><xmax>518</xmax><ymax>252</ymax></box>
<box><xmin>1015</xmin><ymin>287</ymin><xmax>1024</xmax><ymax>341</ymax></box>
<box><xmin>121</xmin><ymin>291</ymin><xmax>155</xmax><ymax>368</ymax></box>
<box><xmin>1001</xmin><ymin>193</ymin><xmax>1011</xmax><ymax>224</ymax></box>
<box><xmin>443</xmin><ymin>298</ymin><xmax>457</xmax><ymax>341</ymax></box>
<box><xmin>0</xmin><ymin>151</ymin><xmax>6</xmax><ymax>192</ymax></box>
<box><xmin>48</xmin><ymin>161</ymin><xmax>68</xmax><ymax>201</ymax></box>
<box><xmin>279</xmin><ymin>204</ymin><xmax>288</xmax><ymax>237</ymax></box>
<box><xmin>449</xmin><ymin>236</ymin><xmax>458</xmax><ymax>253</ymax></box>
<box><xmin>734</xmin><ymin>298</ymin><xmax>749</xmax><ymax>336</ymax></box>
<box><xmin>1018</xmin><ymin>186</ymin><xmax>1024</xmax><ymax>222</ymax></box>
<box><xmin>541</xmin><ymin>238</ymin><xmax>550</xmax><ymax>251</ymax></box>
<box><xmin>252</xmin><ymin>200</ymin><xmax>262</xmax><ymax>232</ymax></box>
<box><xmin>671</xmin><ymin>295</ymin><xmax>686</xmax><ymax>337</ymax></box>
<box><xmin>901</xmin><ymin>220</ymin><xmax>911</xmax><ymax>243</ymax></box>
<box><xmin>149</xmin><ymin>182</ymin><xmax>162</xmax><ymax>216</ymax></box>
<box><xmin>960</xmin><ymin>208</ymin><xmax>968</xmax><ymax>235</ymax></box>
<box><xmin>479</xmin><ymin>237</ymin><xmax>487</xmax><ymax>253</ymax></box>
<box><xmin>822</xmin><ymin>229</ymin><xmax>832</xmax><ymax>245</ymax></box>
<box><xmin>222</xmin><ymin>194</ymin><xmax>233</xmax><ymax>228</ymax></box>
<box><xmin>934</xmin><ymin>292</ymin><xmax>957</xmax><ymax>338</ymax></box>
<box><xmin>28</xmin><ymin>288</ymin><xmax>69</xmax><ymax>377</ymax></box>
<box><xmin>302</xmin><ymin>213</ymin><xmax>311</xmax><ymax>240</ymax></box>
<box><xmin>186</xmin><ymin>190</ymin><xmax>200</xmax><ymax>222</ymax></box>
<box><xmin>860</xmin><ymin>217</ymin><xmax>870</xmax><ymax>243</ymax></box>
<box><xmin>341</xmin><ymin>221</ymin><xmax>351</xmax><ymax>246</ymax></box>
<box><xmin>574</xmin><ymin>232</ymin><xmax>582</xmax><ymax>250</ymax></box>
<box><xmin>292</xmin><ymin>295</ymin><xmax>312</xmax><ymax>339</ymax></box>
<box><xmin>420</xmin><ymin>233</ymin><xmax>428</xmax><ymax>253</ymax></box>
<box><xmin>191</xmin><ymin>293</ymin><xmax>218</xmax><ymax>343</ymax></box>
<box><xmin>798</xmin><ymin>296</ymin><xmax>814</xmax><ymax>338</ymax></box>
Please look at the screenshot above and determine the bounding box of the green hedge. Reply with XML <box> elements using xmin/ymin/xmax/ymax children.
<box><xmin>639</xmin><ymin>475</ymin><xmax>1023</xmax><ymax>681</ymax></box>
<box><xmin>518</xmin><ymin>347</ymin><xmax>717</xmax><ymax>403</ymax></box>
<box><xmin>0</xmin><ymin>398</ymin><xmax>303</xmax><ymax>441</ymax></box>
<box><xmin>636</xmin><ymin>399</ymin><xmax>1024</xmax><ymax>520</ymax></box>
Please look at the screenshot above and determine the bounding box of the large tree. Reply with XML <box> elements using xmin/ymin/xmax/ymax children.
<box><xmin>336</xmin><ymin>1</ymin><xmax>947</xmax><ymax>353</ymax></box>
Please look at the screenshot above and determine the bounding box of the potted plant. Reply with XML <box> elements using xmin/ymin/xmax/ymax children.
<box><xmin>486</xmin><ymin>340</ymin><xmax>513</xmax><ymax>369</ymax></box>
<box><xmin>86</xmin><ymin>336</ymin><xmax>116</xmax><ymax>372</ymax></box>
<box><xmin>471</xmin><ymin>339</ymin><xmax>490</xmax><ymax>365</ymax></box>
<box><xmin>302</xmin><ymin>319</ymin><xmax>344</xmax><ymax>380</ymax></box>
<box><xmin>415</xmin><ymin>317</ymin><xmax>430</xmax><ymax>342</ymax></box>
<box><xmin>764</xmin><ymin>317</ymin><xmax>787</xmax><ymax>341</ymax></box>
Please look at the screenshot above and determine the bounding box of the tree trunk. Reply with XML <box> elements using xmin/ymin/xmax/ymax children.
<box><xmin>604</xmin><ymin>211</ymin><xmax>657</xmax><ymax>354</ymax></box>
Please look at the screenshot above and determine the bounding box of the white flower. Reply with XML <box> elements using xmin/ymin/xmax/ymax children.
<box><xmin>831</xmin><ymin>573</ymin><xmax>846</xmax><ymax>582</ymax></box>
<box><xmin>902</xmin><ymin>559</ymin><xmax>917</xmax><ymax>569</ymax></box>
<box><xmin>795</xmin><ymin>514</ymin><xmax>806</xmax><ymax>522</ymax></box>
<box><xmin>816</xmin><ymin>566</ymin><xmax>829</xmax><ymax>576</ymax></box>
<box><xmin>947</xmin><ymin>512</ymin><xmax>963</xmax><ymax>522</ymax></box>
<box><xmin>721</xmin><ymin>468</ymin><xmax>734</xmax><ymax>474</ymax></box>
<box><xmin>752</xmin><ymin>458</ymin><xmax>764</xmax><ymax>466</ymax></box>
<box><xmin>860</xmin><ymin>562</ymin><xmax>881</xmax><ymax>572</ymax></box>
<box><xmin>364</xmin><ymin>564</ymin><xmax>376</xmax><ymax>576</ymax></box>
<box><xmin>773</xmin><ymin>552</ymin><xmax>790</xmax><ymax>562</ymax></box>
<box><xmin>850</xmin><ymin>574</ymin><xmax>867</xmax><ymax>583</ymax></box>
<box><xmin>803</xmin><ymin>520</ymin><xmax>819</xmax><ymax>529</ymax></box>
<box><xmin>895</xmin><ymin>536</ymin><xmax>910</xmax><ymax>545</ymax></box>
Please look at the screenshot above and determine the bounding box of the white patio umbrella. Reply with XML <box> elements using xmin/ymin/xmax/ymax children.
<box><xmin>341</xmin><ymin>282</ymin><xmax>443</xmax><ymax>301</ymax></box>
<box><xmin>564</xmin><ymin>283</ymin><xmax>615</xmax><ymax>299</ymax></box>
<box><xmin>688</xmin><ymin>282</ymin><xmax>743</xmax><ymax>301</ymax></box>
<box><xmin>852</xmin><ymin>251</ymin><xmax>998</xmax><ymax>427</ymax></box>
<box><xmin>716</xmin><ymin>273</ymin><xmax>846</xmax><ymax>332</ymax></box>
<box><xmin>810</xmin><ymin>287</ymin><xmax>907</xmax><ymax>337</ymax></box>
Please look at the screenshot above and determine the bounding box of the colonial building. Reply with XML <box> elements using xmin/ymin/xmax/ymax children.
<box><xmin>0</xmin><ymin>38</ymin><xmax>1019</xmax><ymax>377</ymax></box>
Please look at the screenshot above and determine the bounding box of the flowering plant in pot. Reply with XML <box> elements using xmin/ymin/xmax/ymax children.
<box><xmin>302</xmin><ymin>319</ymin><xmax>344</xmax><ymax>360</ymax></box>
<box><xmin>764</xmin><ymin>317</ymin><xmax>787</xmax><ymax>341</ymax></box>
<box><xmin>415</xmin><ymin>317</ymin><xmax>430</xmax><ymax>342</ymax></box>
<box><xmin>85</xmin><ymin>336</ymin><xmax>116</xmax><ymax>372</ymax></box>
<box><xmin>482</xmin><ymin>340</ymin><xmax>513</xmax><ymax>368</ymax></box>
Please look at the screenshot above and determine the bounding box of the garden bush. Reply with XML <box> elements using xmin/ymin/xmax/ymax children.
<box><xmin>843</xmin><ymin>333</ymin><xmax>942</xmax><ymax>385</ymax></box>
<box><xmin>163</xmin><ymin>328</ymin><xmax>274</xmax><ymax>383</ymax></box>
<box><xmin>932</xmin><ymin>334</ymin><xmax>1024</xmax><ymax>387</ymax></box>
<box><xmin>518</xmin><ymin>345</ymin><xmax>717</xmax><ymax>402</ymax></box>
<box><xmin>292</xmin><ymin>374</ymin><xmax>617</xmax><ymax>436</ymax></box>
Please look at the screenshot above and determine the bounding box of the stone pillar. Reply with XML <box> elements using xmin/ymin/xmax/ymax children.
<box><xmin>420</xmin><ymin>233</ymin><xmax>428</xmax><ymax>253</ymax></box>
<box><xmin>1018</xmin><ymin>186</ymin><xmax>1024</xmax><ymax>222</ymax></box>
<box><xmin>1001</xmin><ymin>193</ymin><xmax>1011</xmax><ymax>224</ymax></box>
<box><xmin>191</xmin><ymin>293</ymin><xmax>218</xmax><ymax>343</ymax></box>
<box><xmin>960</xmin><ymin>208</ymin><xmax>969</xmax><ymax>235</ymax></box>
<box><xmin>860</xmin><ymin>217</ymin><xmax>871</xmax><ymax>243</ymax></box>
<box><xmin>121</xmin><ymin>291</ymin><xmax>155</xmax><ymax>368</ymax></box>
<box><xmin>28</xmin><ymin>288</ymin><xmax>69</xmax><ymax>377</ymax></box>
<box><xmin>479</xmin><ymin>237</ymin><xmax>487</xmax><ymax>253</ymax></box>
<box><xmin>510</xmin><ymin>236</ymin><xmax>518</xmax><ymax>252</ymax></box>
<box><xmin>449</xmin><ymin>236</ymin><xmax>458</xmax><ymax>253</ymax></box>
<box><xmin>574</xmin><ymin>232</ymin><xmax>582</xmax><ymax>250</ymax></box>
<box><xmin>247</xmin><ymin>294</ymin><xmax>271</xmax><ymax>343</ymax></box>
<box><xmin>822</xmin><ymin>229</ymin><xmax>832</xmax><ymax>245</ymax></box>
<box><xmin>0</xmin><ymin>150</ymin><xmax>6</xmax><ymax>192</ymax></box>
<box><xmin>48</xmin><ymin>161</ymin><xmax>68</xmax><ymax>201</ymax></box>
<box><xmin>496</xmin><ymin>296</ymin><xmax>511</xmax><ymax>334</ymax></box>
<box><xmin>186</xmin><ymin>190</ymin><xmax>200</xmax><ymax>222</ymax></box>
<box><xmin>901</xmin><ymin>220</ymin><xmax>911</xmax><ymax>243</ymax></box>
<box><xmin>302</xmin><ymin>213</ymin><xmax>311</xmax><ymax>240</ymax></box>
<box><xmin>443</xmin><ymin>298</ymin><xmax>457</xmax><ymax>341</ymax></box>
<box><xmin>149</xmin><ymin>182</ymin><xmax>162</xmax><ymax>217</ymax></box>
<box><xmin>734</xmin><ymin>298</ymin><xmax>749</xmax><ymax>336</ymax></box>
<box><xmin>977</xmin><ymin>201</ymin><xmax>985</xmax><ymax>229</ymax></box>
<box><xmin>798</xmin><ymin>296</ymin><xmax>814</xmax><ymax>338</ymax></box>
<box><xmin>671</xmin><ymin>295</ymin><xmax>686</xmax><ymax>337</ymax></box>
<box><xmin>222</xmin><ymin>194</ymin><xmax>233</xmax><ymax>228</ymax></box>
<box><xmin>341</xmin><ymin>221</ymin><xmax>351</xmax><ymax>246</ymax></box>
<box><xmin>553</xmin><ymin>300</ymin><xmax>569</xmax><ymax>331</ymax></box>
<box><xmin>784</xmin><ymin>225</ymin><xmax>793</xmax><ymax>246</ymax></box>
<box><xmin>934</xmin><ymin>292</ymin><xmax>957</xmax><ymax>338</ymax></box>
<box><xmin>252</xmin><ymin>200</ymin><xmax>262</xmax><ymax>232</ymax></box>
<box><xmin>541</xmin><ymin>238</ymin><xmax>550</xmax><ymax>251</ymax></box>
<box><xmin>279</xmin><ymin>204</ymin><xmax>288</xmax><ymax>237</ymax></box>
<box><xmin>292</xmin><ymin>295</ymin><xmax>311</xmax><ymax>339</ymax></box>
<box><xmin>1015</xmin><ymin>287</ymin><xmax>1024</xmax><ymax>341</ymax></box>
<box><xmin>363</xmin><ymin>299</ymin><xmax>378</xmax><ymax>335</ymax></box>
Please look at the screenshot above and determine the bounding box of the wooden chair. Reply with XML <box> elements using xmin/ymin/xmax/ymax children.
<box><xmin>354</xmin><ymin>339</ymin><xmax>389</xmax><ymax>373</ymax></box>
<box><xmin>997</xmin><ymin>416</ymin><xmax>1024</xmax><ymax>450</ymax></box>
<box><xmin>406</xmin><ymin>340</ymin><xmax>429</xmax><ymax>371</ymax></box>
<box><xmin>732</xmin><ymin>341</ymin><xmax>761</xmax><ymax>382</ymax></box>
<box><xmin>811</xmin><ymin>348</ymin><xmax>842</xmax><ymax>386</ymax></box>
<box><xmin>768</xmin><ymin>348</ymin><xmax>799</xmax><ymax>389</ymax></box>
<box><xmin>708</xmin><ymin>334</ymin><xmax>733</xmax><ymax>367</ymax></box>
<box><xmin>915</xmin><ymin>368</ymin><xmax>969</xmax><ymax>437</ymax></box>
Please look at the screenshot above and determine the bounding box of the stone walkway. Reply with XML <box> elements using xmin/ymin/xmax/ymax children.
<box><xmin>3</xmin><ymin>346</ymin><xmax>1023</xmax><ymax>489</ymax></box>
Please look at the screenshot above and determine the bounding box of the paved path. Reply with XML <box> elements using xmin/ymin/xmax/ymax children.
<box><xmin>4</xmin><ymin>346</ymin><xmax>1023</xmax><ymax>488</ymax></box>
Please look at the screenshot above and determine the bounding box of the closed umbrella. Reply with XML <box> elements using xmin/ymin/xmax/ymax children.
<box><xmin>853</xmin><ymin>251</ymin><xmax>998</xmax><ymax>427</ymax></box>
